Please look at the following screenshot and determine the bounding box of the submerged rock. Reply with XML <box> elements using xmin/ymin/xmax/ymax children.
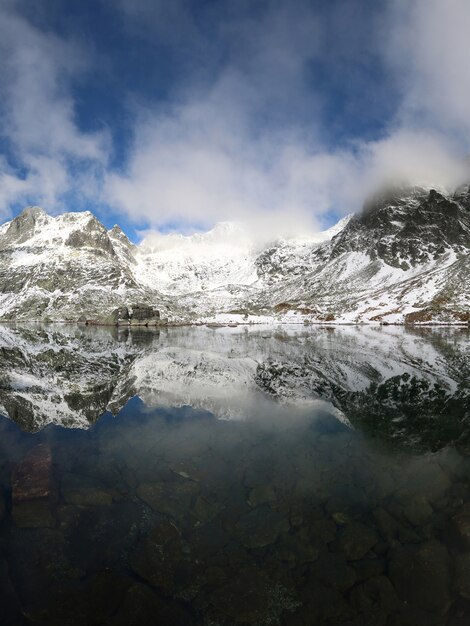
<box><xmin>0</xmin><ymin>558</ymin><xmax>23</xmax><ymax>626</ymax></box>
<box><xmin>307</xmin><ymin>552</ymin><xmax>357</xmax><ymax>592</ymax></box>
<box><xmin>112</xmin><ymin>582</ymin><xmax>194</xmax><ymax>626</ymax></box>
<box><xmin>234</xmin><ymin>505</ymin><xmax>290</xmax><ymax>548</ymax></box>
<box><xmin>348</xmin><ymin>575</ymin><xmax>399</xmax><ymax>613</ymax></box>
<box><xmin>454</xmin><ymin>553</ymin><xmax>470</xmax><ymax>600</ymax></box>
<box><xmin>11</xmin><ymin>444</ymin><xmax>55</xmax><ymax>528</ymax></box>
<box><xmin>401</xmin><ymin>495</ymin><xmax>434</xmax><ymax>527</ymax></box>
<box><xmin>205</xmin><ymin>567</ymin><xmax>297</xmax><ymax>625</ymax></box>
<box><xmin>352</xmin><ymin>557</ymin><xmax>386</xmax><ymax>583</ymax></box>
<box><xmin>0</xmin><ymin>489</ymin><xmax>5</xmax><ymax>522</ymax></box>
<box><xmin>60</xmin><ymin>470</ymin><xmax>119</xmax><ymax>508</ymax></box>
<box><xmin>7</xmin><ymin>527</ymin><xmax>81</xmax><ymax>613</ymax></box>
<box><xmin>136</xmin><ymin>481</ymin><xmax>199</xmax><ymax>519</ymax></box>
<box><xmin>299</xmin><ymin>582</ymin><xmax>351</xmax><ymax>623</ymax></box>
<box><xmin>130</xmin><ymin>521</ymin><xmax>183</xmax><ymax>593</ymax></box>
<box><xmin>331</xmin><ymin>521</ymin><xmax>378</xmax><ymax>560</ymax></box>
<box><xmin>247</xmin><ymin>484</ymin><xmax>277</xmax><ymax>507</ymax></box>
<box><xmin>388</xmin><ymin>540</ymin><xmax>451</xmax><ymax>613</ymax></box>
<box><xmin>449</xmin><ymin>503</ymin><xmax>470</xmax><ymax>550</ymax></box>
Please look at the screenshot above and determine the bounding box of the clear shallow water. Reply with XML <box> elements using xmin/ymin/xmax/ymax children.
<box><xmin>0</xmin><ymin>324</ymin><xmax>469</xmax><ymax>625</ymax></box>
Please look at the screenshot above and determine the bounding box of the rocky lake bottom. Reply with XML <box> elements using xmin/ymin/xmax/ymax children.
<box><xmin>0</xmin><ymin>324</ymin><xmax>469</xmax><ymax>625</ymax></box>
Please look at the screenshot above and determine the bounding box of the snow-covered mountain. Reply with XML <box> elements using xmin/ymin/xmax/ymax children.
<box><xmin>0</xmin><ymin>184</ymin><xmax>468</xmax><ymax>323</ymax></box>
<box><xmin>255</xmin><ymin>185</ymin><xmax>470</xmax><ymax>324</ymax></box>
<box><xmin>0</xmin><ymin>207</ymin><xmax>159</xmax><ymax>321</ymax></box>
<box><xmin>136</xmin><ymin>221</ymin><xmax>259</xmax><ymax>294</ymax></box>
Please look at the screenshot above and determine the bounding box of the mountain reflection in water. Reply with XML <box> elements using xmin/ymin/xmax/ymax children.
<box><xmin>0</xmin><ymin>325</ymin><xmax>469</xmax><ymax>625</ymax></box>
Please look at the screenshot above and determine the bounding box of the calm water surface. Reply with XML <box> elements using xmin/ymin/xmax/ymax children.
<box><xmin>0</xmin><ymin>324</ymin><xmax>469</xmax><ymax>625</ymax></box>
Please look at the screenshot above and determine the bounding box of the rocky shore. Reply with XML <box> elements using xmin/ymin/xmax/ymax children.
<box><xmin>80</xmin><ymin>303</ymin><xmax>169</xmax><ymax>327</ymax></box>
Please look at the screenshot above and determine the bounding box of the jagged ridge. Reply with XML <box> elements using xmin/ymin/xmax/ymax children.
<box><xmin>0</xmin><ymin>185</ymin><xmax>468</xmax><ymax>324</ymax></box>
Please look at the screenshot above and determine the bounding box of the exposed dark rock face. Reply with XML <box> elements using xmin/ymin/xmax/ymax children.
<box><xmin>65</xmin><ymin>216</ymin><xmax>116</xmax><ymax>256</ymax></box>
<box><xmin>112</xmin><ymin>307</ymin><xmax>130</xmax><ymax>321</ymax></box>
<box><xmin>108</xmin><ymin>224</ymin><xmax>136</xmax><ymax>265</ymax></box>
<box><xmin>330</xmin><ymin>186</ymin><xmax>470</xmax><ymax>268</ymax></box>
<box><xmin>0</xmin><ymin>206</ymin><xmax>47</xmax><ymax>249</ymax></box>
<box><xmin>103</xmin><ymin>305</ymin><xmax>161</xmax><ymax>326</ymax></box>
<box><xmin>130</xmin><ymin>304</ymin><xmax>160</xmax><ymax>321</ymax></box>
<box><xmin>251</xmin><ymin>185</ymin><xmax>470</xmax><ymax>322</ymax></box>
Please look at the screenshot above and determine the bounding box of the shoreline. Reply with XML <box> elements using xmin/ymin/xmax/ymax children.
<box><xmin>0</xmin><ymin>319</ymin><xmax>468</xmax><ymax>328</ymax></box>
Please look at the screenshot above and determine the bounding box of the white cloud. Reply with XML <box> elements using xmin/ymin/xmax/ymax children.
<box><xmin>0</xmin><ymin>6</ymin><xmax>108</xmax><ymax>216</ymax></box>
<box><xmin>0</xmin><ymin>0</ymin><xmax>469</xmax><ymax>234</ymax></box>
<box><xmin>361</xmin><ymin>130</ymin><xmax>468</xmax><ymax>192</ymax></box>
<box><xmin>387</xmin><ymin>0</ymin><xmax>470</xmax><ymax>141</ymax></box>
<box><xmin>105</xmin><ymin>101</ymin><xmax>326</xmax><ymax>236</ymax></box>
<box><xmin>105</xmin><ymin>0</ymin><xmax>470</xmax><ymax>236</ymax></box>
<box><xmin>106</xmin><ymin>109</ymin><xmax>468</xmax><ymax>238</ymax></box>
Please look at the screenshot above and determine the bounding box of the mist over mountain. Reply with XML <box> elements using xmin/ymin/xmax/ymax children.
<box><xmin>0</xmin><ymin>185</ymin><xmax>468</xmax><ymax>325</ymax></box>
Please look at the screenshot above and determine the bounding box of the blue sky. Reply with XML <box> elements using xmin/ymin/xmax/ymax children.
<box><xmin>0</xmin><ymin>0</ymin><xmax>469</xmax><ymax>240</ymax></box>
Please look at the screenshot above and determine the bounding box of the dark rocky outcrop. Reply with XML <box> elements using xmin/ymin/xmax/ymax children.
<box><xmin>329</xmin><ymin>186</ymin><xmax>470</xmax><ymax>268</ymax></box>
<box><xmin>65</xmin><ymin>215</ymin><xmax>116</xmax><ymax>256</ymax></box>
<box><xmin>112</xmin><ymin>306</ymin><xmax>130</xmax><ymax>322</ymax></box>
<box><xmin>130</xmin><ymin>304</ymin><xmax>160</xmax><ymax>321</ymax></box>
<box><xmin>98</xmin><ymin>304</ymin><xmax>162</xmax><ymax>326</ymax></box>
<box><xmin>0</xmin><ymin>206</ymin><xmax>46</xmax><ymax>249</ymax></box>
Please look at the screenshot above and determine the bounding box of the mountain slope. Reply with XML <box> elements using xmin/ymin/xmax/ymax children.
<box><xmin>0</xmin><ymin>185</ymin><xmax>468</xmax><ymax>323</ymax></box>
<box><xmin>250</xmin><ymin>186</ymin><xmax>470</xmax><ymax>323</ymax></box>
<box><xmin>0</xmin><ymin>207</ymin><xmax>160</xmax><ymax>321</ymax></box>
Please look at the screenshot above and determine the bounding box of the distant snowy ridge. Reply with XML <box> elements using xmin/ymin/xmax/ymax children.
<box><xmin>0</xmin><ymin>184</ymin><xmax>468</xmax><ymax>324</ymax></box>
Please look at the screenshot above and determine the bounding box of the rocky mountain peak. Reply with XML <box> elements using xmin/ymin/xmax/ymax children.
<box><xmin>362</xmin><ymin>184</ymin><xmax>432</xmax><ymax>214</ymax></box>
<box><xmin>19</xmin><ymin>205</ymin><xmax>46</xmax><ymax>219</ymax></box>
<box><xmin>108</xmin><ymin>224</ymin><xmax>134</xmax><ymax>248</ymax></box>
<box><xmin>1</xmin><ymin>205</ymin><xmax>49</xmax><ymax>247</ymax></box>
<box><xmin>64</xmin><ymin>213</ymin><xmax>116</xmax><ymax>256</ymax></box>
<box><xmin>108</xmin><ymin>224</ymin><xmax>136</xmax><ymax>265</ymax></box>
<box><xmin>328</xmin><ymin>185</ymin><xmax>470</xmax><ymax>268</ymax></box>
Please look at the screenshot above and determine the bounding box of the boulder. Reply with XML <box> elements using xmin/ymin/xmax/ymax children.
<box><xmin>111</xmin><ymin>306</ymin><xmax>130</xmax><ymax>322</ymax></box>
<box><xmin>11</xmin><ymin>444</ymin><xmax>55</xmax><ymax>528</ymax></box>
<box><xmin>130</xmin><ymin>304</ymin><xmax>160</xmax><ymax>321</ymax></box>
<box><xmin>136</xmin><ymin>481</ymin><xmax>199</xmax><ymax>519</ymax></box>
<box><xmin>349</xmin><ymin>575</ymin><xmax>399</xmax><ymax>613</ymax></box>
<box><xmin>206</xmin><ymin>567</ymin><xmax>293</xmax><ymax>626</ymax></box>
<box><xmin>388</xmin><ymin>540</ymin><xmax>451</xmax><ymax>613</ymax></box>
<box><xmin>112</xmin><ymin>582</ymin><xmax>194</xmax><ymax>626</ymax></box>
<box><xmin>130</xmin><ymin>521</ymin><xmax>183</xmax><ymax>593</ymax></box>
<box><xmin>448</xmin><ymin>503</ymin><xmax>470</xmax><ymax>550</ymax></box>
<box><xmin>331</xmin><ymin>521</ymin><xmax>378</xmax><ymax>560</ymax></box>
<box><xmin>308</xmin><ymin>552</ymin><xmax>357</xmax><ymax>592</ymax></box>
<box><xmin>234</xmin><ymin>505</ymin><xmax>289</xmax><ymax>549</ymax></box>
<box><xmin>454</xmin><ymin>553</ymin><xmax>470</xmax><ymax>600</ymax></box>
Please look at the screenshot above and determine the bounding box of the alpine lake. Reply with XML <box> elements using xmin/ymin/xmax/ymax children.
<box><xmin>0</xmin><ymin>323</ymin><xmax>469</xmax><ymax>626</ymax></box>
